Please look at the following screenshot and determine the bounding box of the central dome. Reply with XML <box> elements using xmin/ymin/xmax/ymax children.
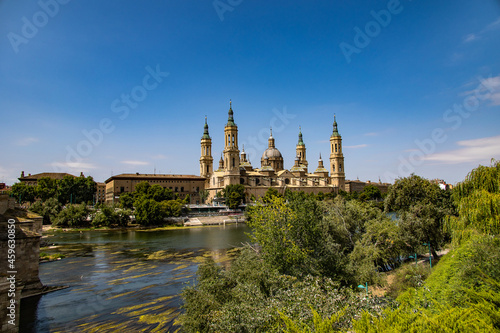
<box><xmin>262</xmin><ymin>147</ymin><xmax>282</xmax><ymax>159</ymax></box>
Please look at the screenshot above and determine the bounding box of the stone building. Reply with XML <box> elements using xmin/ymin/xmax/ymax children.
<box><xmin>0</xmin><ymin>194</ymin><xmax>44</xmax><ymax>332</ymax></box>
<box><xmin>345</xmin><ymin>179</ymin><xmax>390</xmax><ymax>194</ymax></box>
<box><xmin>201</xmin><ymin>101</ymin><xmax>348</xmax><ymax>202</ymax></box>
<box><xmin>104</xmin><ymin>173</ymin><xmax>206</xmax><ymax>204</ymax></box>
<box><xmin>96</xmin><ymin>182</ymin><xmax>106</xmax><ymax>204</ymax></box>
<box><xmin>18</xmin><ymin>171</ymin><xmax>76</xmax><ymax>186</ymax></box>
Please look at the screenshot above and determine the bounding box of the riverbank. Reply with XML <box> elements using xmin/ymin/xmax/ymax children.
<box><xmin>41</xmin><ymin>216</ymin><xmax>246</xmax><ymax>234</ymax></box>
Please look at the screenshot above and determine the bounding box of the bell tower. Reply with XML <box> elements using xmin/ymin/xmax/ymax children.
<box><xmin>223</xmin><ymin>100</ymin><xmax>240</xmax><ymax>184</ymax></box>
<box><xmin>200</xmin><ymin>116</ymin><xmax>213</xmax><ymax>178</ymax></box>
<box><xmin>329</xmin><ymin>115</ymin><xmax>345</xmax><ymax>191</ymax></box>
<box><xmin>296</xmin><ymin>126</ymin><xmax>308</xmax><ymax>173</ymax></box>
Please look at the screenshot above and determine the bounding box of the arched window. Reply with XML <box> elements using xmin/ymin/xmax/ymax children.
<box><xmin>285</xmin><ymin>178</ymin><xmax>290</xmax><ymax>185</ymax></box>
<box><xmin>339</xmin><ymin>164</ymin><xmax>342</xmax><ymax>172</ymax></box>
<box><xmin>232</xmin><ymin>157</ymin><xmax>235</xmax><ymax>168</ymax></box>
<box><xmin>333</xmin><ymin>164</ymin><xmax>335</xmax><ymax>172</ymax></box>
<box><xmin>335</xmin><ymin>144</ymin><xmax>338</xmax><ymax>153</ymax></box>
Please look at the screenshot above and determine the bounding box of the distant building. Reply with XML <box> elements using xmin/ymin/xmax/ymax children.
<box><xmin>96</xmin><ymin>182</ymin><xmax>106</xmax><ymax>204</ymax></box>
<box><xmin>345</xmin><ymin>179</ymin><xmax>391</xmax><ymax>194</ymax></box>
<box><xmin>18</xmin><ymin>171</ymin><xmax>78</xmax><ymax>185</ymax></box>
<box><xmin>104</xmin><ymin>173</ymin><xmax>206</xmax><ymax>204</ymax></box>
<box><xmin>200</xmin><ymin>101</ymin><xmax>348</xmax><ymax>202</ymax></box>
<box><xmin>431</xmin><ymin>179</ymin><xmax>453</xmax><ymax>190</ymax></box>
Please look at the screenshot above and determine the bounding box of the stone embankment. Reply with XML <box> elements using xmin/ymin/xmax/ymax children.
<box><xmin>184</xmin><ymin>215</ymin><xmax>246</xmax><ymax>226</ymax></box>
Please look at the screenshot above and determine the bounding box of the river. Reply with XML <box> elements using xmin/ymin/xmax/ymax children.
<box><xmin>21</xmin><ymin>224</ymin><xmax>251</xmax><ymax>332</ymax></box>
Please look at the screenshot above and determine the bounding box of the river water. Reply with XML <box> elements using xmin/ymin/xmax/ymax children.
<box><xmin>21</xmin><ymin>224</ymin><xmax>251</xmax><ymax>332</ymax></box>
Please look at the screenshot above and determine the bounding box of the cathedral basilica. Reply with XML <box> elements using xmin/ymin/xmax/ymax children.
<box><xmin>200</xmin><ymin>101</ymin><xmax>347</xmax><ymax>202</ymax></box>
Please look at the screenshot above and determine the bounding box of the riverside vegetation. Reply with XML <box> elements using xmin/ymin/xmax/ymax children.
<box><xmin>11</xmin><ymin>177</ymin><xmax>192</xmax><ymax>228</ymax></box>
<box><xmin>180</xmin><ymin>160</ymin><xmax>500</xmax><ymax>332</ymax></box>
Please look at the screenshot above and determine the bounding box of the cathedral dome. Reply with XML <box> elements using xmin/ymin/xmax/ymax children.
<box><xmin>262</xmin><ymin>147</ymin><xmax>282</xmax><ymax>159</ymax></box>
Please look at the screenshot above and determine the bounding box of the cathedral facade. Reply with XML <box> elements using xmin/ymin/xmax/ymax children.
<box><xmin>200</xmin><ymin>102</ymin><xmax>346</xmax><ymax>202</ymax></box>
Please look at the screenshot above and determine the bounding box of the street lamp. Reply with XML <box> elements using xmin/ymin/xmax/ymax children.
<box><xmin>408</xmin><ymin>253</ymin><xmax>418</xmax><ymax>265</ymax></box>
<box><xmin>423</xmin><ymin>242</ymin><xmax>432</xmax><ymax>269</ymax></box>
<box><xmin>358</xmin><ymin>282</ymin><xmax>368</xmax><ymax>295</ymax></box>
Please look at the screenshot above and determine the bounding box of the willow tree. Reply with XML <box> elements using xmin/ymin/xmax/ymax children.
<box><xmin>447</xmin><ymin>159</ymin><xmax>500</xmax><ymax>244</ymax></box>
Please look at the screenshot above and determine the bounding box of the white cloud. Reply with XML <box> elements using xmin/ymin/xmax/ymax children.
<box><xmin>345</xmin><ymin>144</ymin><xmax>368</xmax><ymax>149</ymax></box>
<box><xmin>121</xmin><ymin>160</ymin><xmax>149</xmax><ymax>166</ymax></box>
<box><xmin>423</xmin><ymin>135</ymin><xmax>500</xmax><ymax>164</ymax></box>
<box><xmin>478</xmin><ymin>75</ymin><xmax>500</xmax><ymax>106</ymax></box>
<box><xmin>462</xmin><ymin>17</ymin><xmax>500</xmax><ymax>44</ymax></box>
<box><xmin>151</xmin><ymin>154</ymin><xmax>167</xmax><ymax>160</ymax></box>
<box><xmin>17</xmin><ymin>137</ymin><xmax>39</xmax><ymax>146</ymax></box>
<box><xmin>463</xmin><ymin>33</ymin><xmax>478</xmax><ymax>43</ymax></box>
<box><xmin>51</xmin><ymin>162</ymin><xmax>97</xmax><ymax>171</ymax></box>
<box><xmin>483</xmin><ymin>17</ymin><xmax>500</xmax><ymax>32</ymax></box>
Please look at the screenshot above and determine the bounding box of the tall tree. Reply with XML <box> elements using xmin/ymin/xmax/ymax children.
<box><xmin>221</xmin><ymin>184</ymin><xmax>245</xmax><ymax>209</ymax></box>
<box><xmin>385</xmin><ymin>174</ymin><xmax>454</xmax><ymax>259</ymax></box>
<box><xmin>447</xmin><ymin>159</ymin><xmax>500</xmax><ymax>242</ymax></box>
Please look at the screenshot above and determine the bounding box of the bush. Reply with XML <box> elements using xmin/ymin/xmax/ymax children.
<box><xmin>386</xmin><ymin>262</ymin><xmax>431</xmax><ymax>299</ymax></box>
<box><xmin>53</xmin><ymin>204</ymin><xmax>90</xmax><ymax>228</ymax></box>
<box><xmin>181</xmin><ymin>247</ymin><xmax>389</xmax><ymax>333</ymax></box>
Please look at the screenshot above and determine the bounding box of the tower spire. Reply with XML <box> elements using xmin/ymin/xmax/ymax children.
<box><xmin>202</xmin><ymin>115</ymin><xmax>210</xmax><ymax>139</ymax></box>
<box><xmin>332</xmin><ymin>114</ymin><xmax>340</xmax><ymax>137</ymax></box>
<box><xmin>227</xmin><ymin>99</ymin><xmax>235</xmax><ymax>126</ymax></box>
<box><xmin>298</xmin><ymin>126</ymin><xmax>304</xmax><ymax>146</ymax></box>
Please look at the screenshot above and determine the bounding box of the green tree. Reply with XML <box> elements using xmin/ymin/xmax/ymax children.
<box><xmin>36</xmin><ymin>177</ymin><xmax>58</xmax><ymax>202</ymax></box>
<box><xmin>134</xmin><ymin>197</ymin><xmax>165</xmax><ymax>225</ymax></box>
<box><xmin>11</xmin><ymin>182</ymin><xmax>36</xmax><ymax>204</ymax></box>
<box><xmin>161</xmin><ymin>199</ymin><xmax>184</xmax><ymax>217</ymax></box>
<box><xmin>447</xmin><ymin>159</ymin><xmax>500</xmax><ymax>243</ymax></box>
<box><xmin>135</xmin><ymin>181</ymin><xmax>151</xmax><ymax>196</ymax></box>
<box><xmin>359</xmin><ymin>184</ymin><xmax>382</xmax><ymax>202</ymax></box>
<box><xmin>58</xmin><ymin>175</ymin><xmax>96</xmax><ymax>205</ymax></box>
<box><xmin>262</xmin><ymin>187</ymin><xmax>283</xmax><ymax>203</ymax></box>
<box><xmin>119</xmin><ymin>192</ymin><xmax>134</xmax><ymax>209</ymax></box>
<box><xmin>29</xmin><ymin>197</ymin><xmax>62</xmax><ymax>224</ymax></box>
<box><xmin>53</xmin><ymin>204</ymin><xmax>90</xmax><ymax>227</ymax></box>
<box><xmin>92</xmin><ymin>205</ymin><xmax>130</xmax><ymax>227</ymax></box>
<box><xmin>221</xmin><ymin>184</ymin><xmax>245</xmax><ymax>209</ymax></box>
<box><xmin>199</xmin><ymin>189</ymin><xmax>209</xmax><ymax>204</ymax></box>
<box><xmin>349</xmin><ymin>214</ymin><xmax>404</xmax><ymax>284</ymax></box>
<box><xmin>385</xmin><ymin>174</ymin><xmax>454</xmax><ymax>259</ymax></box>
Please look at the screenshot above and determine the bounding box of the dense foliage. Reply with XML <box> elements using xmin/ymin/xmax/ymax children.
<box><xmin>129</xmin><ymin>182</ymin><xmax>189</xmax><ymax>225</ymax></box>
<box><xmin>11</xmin><ymin>175</ymin><xmax>97</xmax><ymax>205</ymax></box>
<box><xmin>181</xmin><ymin>248</ymin><xmax>389</xmax><ymax>333</ymax></box>
<box><xmin>447</xmin><ymin>159</ymin><xmax>500</xmax><ymax>243</ymax></box>
<box><xmin>385</xmin><ymin>174</ymin><xmax>454</xmax><ymax>259</ymax></box>
<box><xmin>92</xmin><ymin>204</ymin><xmax>131</xmax><ymax>227</ymax></box>
<box><xmin>221</xmin><ymin>184</ymin><xmax>246</xmax><ymax>209</ymax></box>
<box><xmin>182</xmin><ymin>161</ymin><xmax>500</xmax><ymax>332</ymax></box>
<box><xmin>353</xmin><ymin>161</ymin><xmax>500</xmax><ymax>332</ymax></box>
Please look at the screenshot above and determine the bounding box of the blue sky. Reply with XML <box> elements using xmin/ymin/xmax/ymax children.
<box><xmin>1</xmin><ymin>0</ymin><xmax>499</xmax><ymax>185</ymax></box>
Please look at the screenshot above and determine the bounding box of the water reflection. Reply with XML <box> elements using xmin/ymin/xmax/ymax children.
<box><xmin>21</xmin><ymin>224</ymin><xmax>250</xmax><ymax>332</ymax></box>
